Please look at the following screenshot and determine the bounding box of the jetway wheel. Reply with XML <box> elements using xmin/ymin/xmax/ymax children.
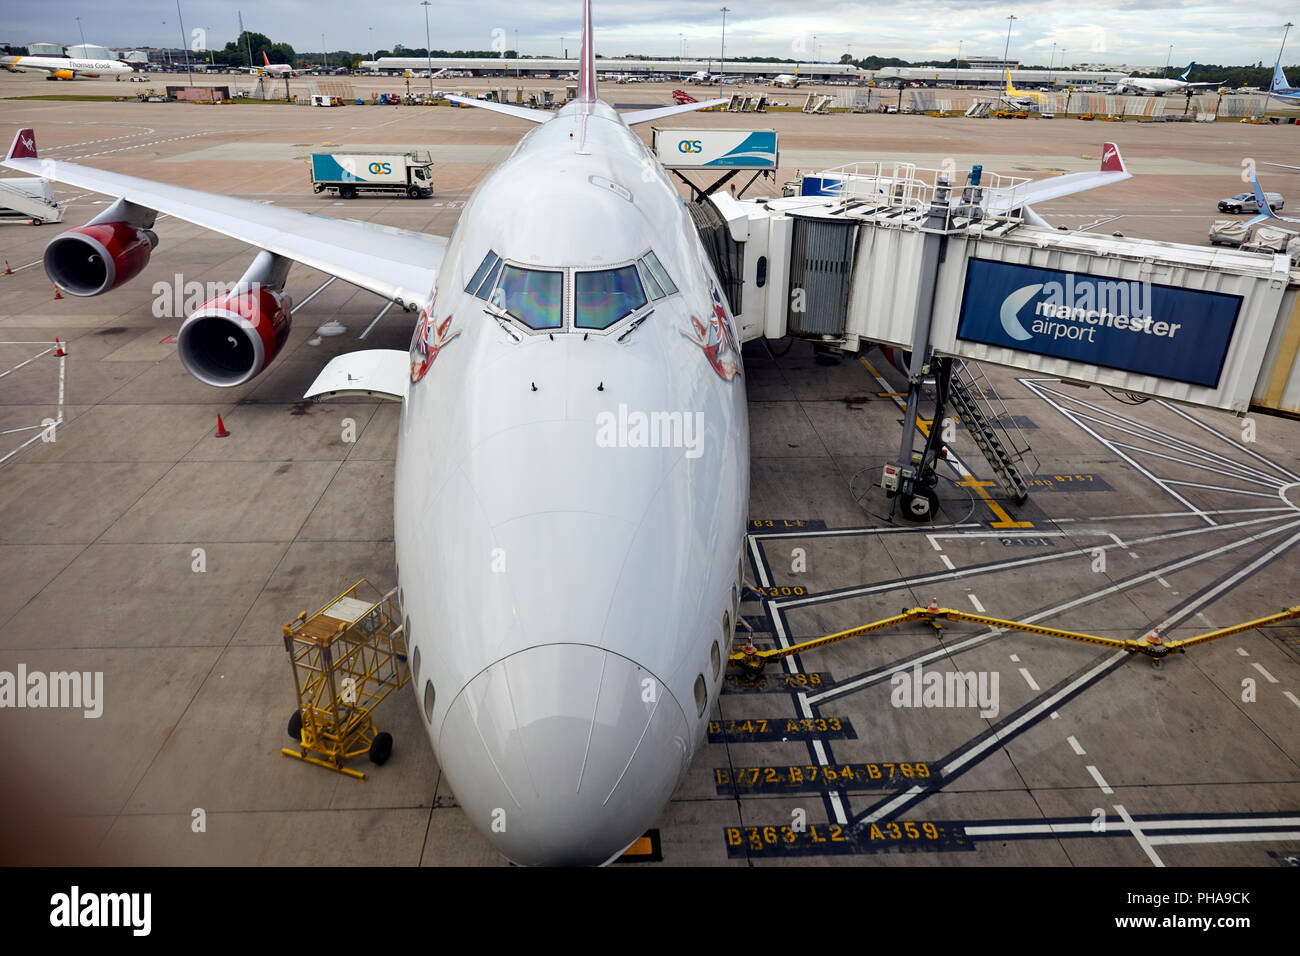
<box><xmin>368</xmin><ymin>732</ymin><xmax>393</xmax><ymax>765</ymax></box>
<box><xmin>288</xmin><ymin>709</ymin><xmax>303</xmax><ymax>741</ymax></box>
<box><xmin>901</xmin><ymin>488</ymin><xmax>938</xmax><ymax>523</ymax></box>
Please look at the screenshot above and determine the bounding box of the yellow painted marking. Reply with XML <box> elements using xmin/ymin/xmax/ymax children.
<box><xmin>956</xmin><ymin>476</ymin><xmax>1034</xmax><ymax>529</ymax></box>
<box><xmin>621</xmin><ymin>835</ymin><xmax>653</xmax><ymax>857</ymax></box>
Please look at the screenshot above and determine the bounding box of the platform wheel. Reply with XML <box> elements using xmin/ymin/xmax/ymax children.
<box><xmin>901</xmin><ymin>487</ymin><xmax>938</xmax><ymax>522</ymax></box>
<box><xmin>288</xmin><ymin>709</ymin><xmax>303</xmax><ymax>741</ymax></box>
<box><xmin>369</xmin><ymin>732</ymin><xmax>393</xmax><ymax>765</ymax></box>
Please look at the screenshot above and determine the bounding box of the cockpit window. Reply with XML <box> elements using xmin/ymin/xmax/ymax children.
<box><xmin>497</xmin><ymin>265</ymin><xmax>563</xmax><ymax>330</ymax></box>
<box><xmin>574</xmin><ymin>265</ymin><xmax>647</xmax><ymax>330</ymax></box>
<box><xmin>466</xmin><ymin>251</ymin><xmax>500</xmax><ymax>298</ymax></box>
<box><xmin>641</xmin><ymin>251</ymin><xmax>677</xmax><ymax>298</ymax></box>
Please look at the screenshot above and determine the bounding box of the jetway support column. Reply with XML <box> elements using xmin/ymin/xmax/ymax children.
<box><xmin>889</xmin><ymin>183</ymin><xmax>955</xmax><ymax>522</ymax></box>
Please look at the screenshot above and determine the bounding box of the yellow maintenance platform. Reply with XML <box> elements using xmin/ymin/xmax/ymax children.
<box><xmin>281</xmin><ymin>579</ymin><xmax>410</xmax><ymax>780</ymax></box>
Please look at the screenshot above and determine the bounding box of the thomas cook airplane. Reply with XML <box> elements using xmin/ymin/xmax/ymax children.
<box><xmin>3</xmin><ymin>1</ymin><xmax>740</xmax><ymax>866</ymax></box>
<box><xmin>1</xmin><ymin>54</ymin><xmax>133</xmax><ymax>80</ymax></box>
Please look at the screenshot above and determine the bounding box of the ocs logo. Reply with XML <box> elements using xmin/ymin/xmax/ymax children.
<box><xmin>677</xmin><ymin>140</ymin><xmax>703</xmax><ymax>154</ymax></box>
<box><xmin>368</xmin><ymin>162</ymin><xmax>392</xmax><ymax>175</ymax></box>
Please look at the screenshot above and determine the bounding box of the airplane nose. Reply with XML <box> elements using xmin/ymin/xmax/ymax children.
<box><xmin>437</xmin><ymin>644</ymin><xmax>691</xmax><ymax>866</ymax></box>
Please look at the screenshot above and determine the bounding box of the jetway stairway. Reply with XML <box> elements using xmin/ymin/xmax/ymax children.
<box><xmin>948</xmin><ymin>360</ymin><xmax>1035</xmax><ymax>504</ymax></box>
<box><xmin>0</xmin><ymin>178</ymin><xmax>62</xmax><ymax>225</ymax></box>
<box><xmin>688</xmin><ymin>157</ymin><xmax>1300</xmax><ymax>519</ymax></box>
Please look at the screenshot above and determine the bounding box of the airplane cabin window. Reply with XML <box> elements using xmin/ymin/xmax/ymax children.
<box><xmin>710</xmin><ymin>640</ymin><xmax>721</xmax><ymax>680</ymax></box>
<box><xmin>423</xmin><ymin>680</ymin><xmax>435</xmax><ymax>722</ymax></box>
<box><xmin>694</xmin><ymin>674</ymin><xmax>707</xmax><ymax>716</ymax></box>
<box><xmin>574</xmin><ymin>265</ymin><xmax>647</xmax><ymax>330</ymax></box>
<box><xmin>756</xmin><ymin>255</ymin><xmax>768</xmax><ymax>288</ymax></box>
<box><xmin>642</xmin><ymin>250</ymin><xmax>678</xmax><ymax>296</ymax></box>
<box><xmin>466</xmin><ymin>250</ymin><xmax>500</xmax><ymax>295</ymax></box>
<box><xmin>497</xmin><ymin>265</ymin><xmax>564</xmax><ymax>330</ymax></box>
<box><xmin>411</xmin><ymin>645</ymin><xmax>421</xmax><ymax>684</ymax></box>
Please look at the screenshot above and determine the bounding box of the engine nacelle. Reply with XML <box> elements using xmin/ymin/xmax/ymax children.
<box><xmin>44</xmin><ymin>221</ymin><xmax>157</xmax><ymax>296</ymax></box>
<box><xmin>178</xmin><ymin>286</ymin><xmax>292</xmax><ymax>387</ymax></box>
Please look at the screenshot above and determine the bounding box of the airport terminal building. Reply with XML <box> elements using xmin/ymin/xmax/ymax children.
<box><xmin>359</xmin><ymin>57</ymin><xmax>868</xmax><ymax>82</ymax></box>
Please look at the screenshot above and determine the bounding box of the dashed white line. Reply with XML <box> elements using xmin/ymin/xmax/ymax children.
<box><xmin>938</xmin><ymin>554</ymin><xmax>954</xmax><ymax>570</ymax></box>
<box><xmin>1067</xmin><ymin>735</ymin><xmax>1086</xmax><ymax>756</ymax></box>
<box><xmin>1018</xmin><ymin>667</ymin><xmax>1040</xmax><ymax>691</ymax></box>
<box><xmin>1236</xmin><ymin>647</ymin><xmax>1249</xmax><ymax>657</ymax></box>
<box><xmin>1086</xmin><ymin>765</ymin><xmax>1113</xmax><ymax>794</ymax></box>
<box><xmin>1251</xmin><ymin>662</ymin><xmax>1279</xmax><ymax>684</ymax></box>
<box><xmin>967</xmin><ymin>593</ymin><xmax>985</xmax><ymax>613</ymax></box>
<box><xmin>1284</xmin><ymin>691</ymin><xmax>1300</xmax><ymax>709</ymax></box>
<box><xmin>1009</xmin><ymin>653</ymin><xmax>1020</xmax><ymax>663</ymax></box>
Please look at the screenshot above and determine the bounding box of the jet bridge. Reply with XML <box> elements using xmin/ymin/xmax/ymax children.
<box><xmin>691</xmin><ymin>160</ymin><xmax>1300</xmax><ymax>519</ymax></box>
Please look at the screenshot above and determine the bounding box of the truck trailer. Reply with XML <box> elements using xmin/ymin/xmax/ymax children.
<box><xmin>310</xmin><ymin>150</ymin><xmax>434</xmax><ymax>199</ymax></box>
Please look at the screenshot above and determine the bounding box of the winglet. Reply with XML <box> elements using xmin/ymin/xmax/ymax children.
<box><xmin>1249</xmin><ymin>171</ymin><xmax>1272</xmax><ymax>218</ymax></box>
<box><xmin>577</xmin><ymin>0</ymin><xmax>596</xmax><ymax>104</ymax></box>
<box><xmin>1100</xmin><ymin>142</ymin><xmax>1125</xmax><ymax>174</ymax></box>
<box><xmin>7</xmin><ymin>128</ymin><xmax>37</xmax><ymax>161</ymax></box>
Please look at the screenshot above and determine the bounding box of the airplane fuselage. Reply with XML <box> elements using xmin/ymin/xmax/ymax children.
<box><xmin>393</xmin><ymin>98</ymin><xmax>749</xmax><ymax>865</ymax></box>
<box><xmin>1</xmin><ymin>56</ymin><xmax>134</xmax><ymax>79</ymax></box>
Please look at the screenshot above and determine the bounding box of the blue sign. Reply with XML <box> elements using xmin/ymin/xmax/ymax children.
<box><xmin>956</xmin><ymin>258</ymin><xmax>1241</xmax><ymax>388</ymax></box>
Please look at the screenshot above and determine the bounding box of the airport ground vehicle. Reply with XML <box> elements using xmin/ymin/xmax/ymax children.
<box><xmin>310</xmin><ymin>151</ymin><xmax>433</xmax><ymax>199</ymax></box>
<box><xmin>1218</xmin><ymin>190</ymin><xmax>1284</xmax><ymax>213</ymax></box>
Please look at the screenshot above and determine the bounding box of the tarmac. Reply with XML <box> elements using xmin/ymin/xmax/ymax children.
<box><xmin>0</xmin><ymin>71</ymin><xmax>1297</xmax><ymax>866</ymax></box>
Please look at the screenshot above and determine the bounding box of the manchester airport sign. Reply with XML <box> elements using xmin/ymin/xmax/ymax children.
<box><xmin>956</xmin><ymin>258</ymin><xmax>1243</xmax><ymax>388</ymax></box>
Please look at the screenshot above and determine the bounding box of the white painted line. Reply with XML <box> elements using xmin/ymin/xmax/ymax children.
<box><xmin>939</xmin><ymin>554</ymin><xmax>954</xmax><ymax>570</ymax></box>
<box><xmin>1156</xmin><ymin>576</ymin><xmax>1170</xmax><ymax>589</ymax></box>
<box><xmin>1113</xmin><ymin>803</ymin><xmax>1164</xmax><ymax>867</ymax></box>
<box><xmin>290</xmin><ymin>276</ymin><xmax>336</xmax><ymax>315</ymax></box>
<box><xmin>1146</xmin><ymin>831</ymin><xmax>1300</xmax><ymax>847</ymax></box>
<box><xmin>1019</xmin><ymin>667</ymin><xmax>1040</xmax><ymax>691</ymax></box>
<box><xmin>1236</xmin><ymin>647</ymin><xmax>1249</xmax><ymax>656</ymax></box>
<box><xmin>968</xmin><ymin>593</ymin><xmax>985</xmax><ymax>613</ymax></box>
<box><xmin>1009</xmin><ymin>653</ymin><xmax>1020</xmax><ymax>663</ymax></box>
<box><xmin>1067</xmin><ymin>735</ymin><xmax>1086</xmax><ymax>756</ymax></box>
<box><xmin>358</xmin><ymin>300</ymin><xmax>396</xmax><ymax>340</ymax></box>
<box><xmin>1050</xmin><ymin>711</ymin><xmax>1058</xmax><ymax>720</ymax></box>
<box><xmin>1251</xmin><ymin>662</ymin><xmax>1279</xmax><ymax>684</ymax></box>
<box><xmin>1086</xmin><ymin>765</ymin><xmax>1113</xmax><ymax>795</ymax></box>
<box><xmin>927</xmin><ymin>535</ymin><xmax>943</xmax><ymax>552</ymax></box>
<box><xmin>1283</xmin><ymin>691</ymin><xmax>1300</xmax><ymax>709</ymax></box>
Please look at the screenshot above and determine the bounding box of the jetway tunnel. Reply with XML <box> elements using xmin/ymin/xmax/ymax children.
<box><xmin>687</xmin><ymin>164</ymin><xmax>1300</xmax><ymax>519</ymax></box>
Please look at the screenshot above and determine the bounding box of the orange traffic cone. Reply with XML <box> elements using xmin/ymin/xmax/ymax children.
<box><xmin>53</xmin><ymin>286</ymin><xmax>63</xmax><ymax>299</ymax></box>
<box><xmin>928</xmin><ymin>597</ymin><xmax>940</xmax><ymax>613</ymax></box>
<box><xmin>53</xmin><ymin>338</ymin><xmax>65</xmax><ymax>356</ymax></box>
<box><xmin>3</xmin><ymin>261</ymin><xmax>11</xmax><ymax>275</ymax></box>
<box><xmin>1147</xmin><ymin>627</ymin><xmax>1161</xmax><ymax>644</ymax></box>
<box><xmin>215</xmin><ymin>414</ymin><xmax>230</xmax><ymax>438</ymax></box>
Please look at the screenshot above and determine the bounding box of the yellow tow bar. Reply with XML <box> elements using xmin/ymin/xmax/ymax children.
<box><xmin>730</xmin><ymin>605</ymin><xmax>1300</xmax><ymax>677</ymax></box>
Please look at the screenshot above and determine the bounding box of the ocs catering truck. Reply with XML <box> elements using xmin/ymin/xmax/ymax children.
<box><xmin>310</xmin><ymin>150</ymin><xmax>434</xmax><ymax>199</ymax></box>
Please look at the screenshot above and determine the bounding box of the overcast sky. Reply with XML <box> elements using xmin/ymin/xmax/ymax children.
<box><xmin>8</xmin><ymin>1</ymin><xmax>1297</xmax><ymax>67</ymax></box>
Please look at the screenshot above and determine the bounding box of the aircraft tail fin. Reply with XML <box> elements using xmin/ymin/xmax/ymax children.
<box><xmin>578</xmin><ymin>0</ymin><xmax>596</xmax><ymax>103</ymax></box>
<box><xmin>1250</xmin><ymin>171</ymin><xmax>1272</xmax><ymax>218</ymax></box>
<box><xmin>262</xmin><ymin>50</ymin><xmax>270</xmax><ymax>67</ymax></box>
<box><xmin>1274</xmin><ymin>61</ymin><xmax>1291</xmax><ymax>92</ymax></box>
<box><xmin>1179</xmin><ymin>62</ymin><xmax>1195</xmax><ymax>81</ymax></box>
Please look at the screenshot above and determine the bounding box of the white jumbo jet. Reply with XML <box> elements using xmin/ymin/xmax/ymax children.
<box><xmin>771</xmin><ymin>73</ymin><xmax>801</xmax><ymax>88</ymax></box>
<box><xmin>1113</xmin><ymin>61</ymin><xmax>1222</xmax><ymax>95</ymax></box>
<box><xmin>3</xmin><ymin>1</ymin><xmax>737</xmax><ymax>866</ymax></box>
<box><xmin>0</xmin><ymin>54</ymin><xmax>134</xmax><ymax>80</ymax></box>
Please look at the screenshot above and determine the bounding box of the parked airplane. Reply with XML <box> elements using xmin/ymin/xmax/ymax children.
<box><xmin>1267</xmin><ymin>61</ymin><xmax>1300</xmax><ymax>101</ymax></box>
<box><xmin>0</xmin><ymin>54</ymin><xmax>133</xmax><ymax>80</ymax></box>
<box><xmin>1113</xmin><ymin>62</ymin><xmax>1221</xmax><ymax>95</ymax></box>
<box><xmin>771</xmin><ymin>73</ymin><xmax>801</xmax><ymax>88</ymax></box>
<box><xmin>1003</xmin><ymin>69</ymin><xmax>1046</xmax><ymax>108</ymax></box>
<box><xmin>251</xmin><ymin>50</ymin><xmax>298</xmax><ymax>77</ymax></box>
<box><xmin>3</xmin><ymin>0</ymin><xmax>734</xmax><ymax>867</ymax></box>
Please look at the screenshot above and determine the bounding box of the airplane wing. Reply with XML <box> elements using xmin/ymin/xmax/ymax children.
<box><xmin>1016</xmin><ymin>142</ymin><xmax>1131</xmax><ymax>205</ymax></box>
<box><xmin>2</xmin><ymin>129</ymin><xmax>443</xmax><ymax>309</ymax></box>
<box><xmin>445</xmin><ymin>94</ymin><xmax>552</xmax><ymax>123</ymax></box>
<box><xmin>621</xmin><ymin>98</ymin><xmax>729</xmax><ymax>126</ymax></box>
